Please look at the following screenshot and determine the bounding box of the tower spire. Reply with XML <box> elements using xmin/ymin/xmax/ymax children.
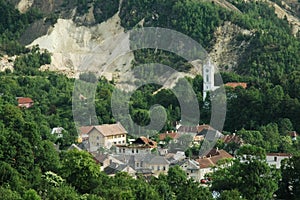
<box><xmin>203</xmin><ymin>60</ymin><xmax>215</xmax><ymax>101</ymax></box>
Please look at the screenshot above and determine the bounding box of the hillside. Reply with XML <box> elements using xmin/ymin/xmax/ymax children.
<box><xmin>0</xmin><ymin>0</ymin><xmax>298</xmax><ymax>83</ymax></box>
<box><xmin>0</xmin><ymin>1</ymin><xmax>300</xmax><ymax>199</ymax></box>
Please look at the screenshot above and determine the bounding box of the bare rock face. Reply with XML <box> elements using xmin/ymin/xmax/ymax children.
<box><xmin>0</xmin><ymin>55</ymin><xmax>15</xmax><ymax>72</ymax></box>
<box><xmin>209</xmin><ymin>22</ymin><xmax>252</xmax><ymax>72</ymax></box>
<box><xmin>16</xmin><ymin>0</ymin><xmax>34</xmax><ymax>13</ymax></box>
<box><xmin>271</xmin><ymin>1</ymin><xmax>300</xmax><ymax>36</ymax></box>
<box><xmin>27</xmin><ymin>13</ymin><xmax>134</xmax><ymax>80</ymax></box>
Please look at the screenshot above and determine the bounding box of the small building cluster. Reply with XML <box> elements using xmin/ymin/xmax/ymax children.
<box><xmin>61</xmin><ymin>121</ymin><xmax>296</xmax><ymax>183</ymax></box>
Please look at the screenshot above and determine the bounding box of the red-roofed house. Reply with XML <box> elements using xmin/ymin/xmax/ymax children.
<box><xmin>222</xmin><ymin>134</ymin><xmax>244</xmax><ymax>145</ymax></box>
<box><xmin>116</xmin><ymin>136</ymin><xmax>157</xmax><ymax>155</ymax></box>
<box><xmin>225</xmin><ymin>82</ymin><xmax>247</xmax><ymax>89</ymax></box>
<box><xmin>17</xmin><ymin>97</ymin><xmax>34</xmax><ymax>108</ymax></box>
<box><xmin>159</xmin><ymin>131</ymin><xmax>180</xmax><ymax>142</ymax></box>
<box><xmin>196</xmin><ymin>149</ymin><xmax>233</xmax><ymax>179</ymax></box>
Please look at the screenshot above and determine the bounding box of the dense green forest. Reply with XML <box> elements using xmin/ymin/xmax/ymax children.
<box><xmin>0</xmin><ymin>0</ymin><xmax>300</xmax><ymax>199</ymax></box>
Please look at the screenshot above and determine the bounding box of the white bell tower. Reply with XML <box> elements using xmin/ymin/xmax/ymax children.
<box><xmin>203</xmin><ymin>60</ymin><xmax>215</xmax><ymax>101</ymax></box>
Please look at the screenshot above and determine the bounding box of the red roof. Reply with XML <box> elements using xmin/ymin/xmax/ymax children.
<box><xmin>266</xmin><ymin>153</ymin><xmax>292</xmax><ymax>157</ymax></box>
<box><xmin>79</xmin><ymin>126</ymin><xmax>94</xmax><ymax>135</ymax></box>
<box><xmin>79</xmin><ymin>123</ymin><xmax>127</xmax><ymax>137</ymax></box>
<box><xmin>225</xmin><ymin>82</ymin><xmax>247</xmax><ymax>89</ymax></box>
<box><xmin>177</xmin><ymin>124</ymin><xmax>214</xmax><ymax>134</ymax></box>
<box><xmin>17</xmin><ymin>97</ymin><xmax>33</xmax><ymax>104</ymax></box>
<box><xmin>133</xmin><ymin>136</ymin><xmax>157</xmax><ymax>148</ymax></box>
<box><xmin>196</xmin><ymin>149</ymin><xmax>233</xmax><ymax>168</ymax></box>
<box><xmin>159</xmin><ymin>131</ymin><xmax>180</xmax><ymax>140</ymax></box>
<box><xmin>222</xmin><ymin>134</ymin><xmax>243</xmax><ymax>145</ymax></box>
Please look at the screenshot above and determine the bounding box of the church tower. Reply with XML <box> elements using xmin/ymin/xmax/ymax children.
<box><xmin>203</xmin><ymin>60</ymin><xmax>215</xmax><ymax>101</ymax></box>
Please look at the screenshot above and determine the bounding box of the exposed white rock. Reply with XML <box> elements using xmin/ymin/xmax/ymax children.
<box><xmin>0</xmin><ymin>55</ymin><xmax>15</xmax><ymax>72</ymax></box>
<box><xmin>16</xmin><ymin>0</ymin><xmax>34</xmax><ymax>13</ymax></box>
<box><xmin>209</xmin><ymin>21</ymin><xmax>252</xmax><ymax>71</ymax></box>
<box><xmin>28</xmin><ymin>13</ymin><xmax>134</xmax><ymax>80</ymax></box>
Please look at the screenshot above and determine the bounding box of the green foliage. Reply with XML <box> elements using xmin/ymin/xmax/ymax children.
<box><xmin>93</xmin><ymin>0</ymin><xmax>119</xmax><ymax>23</ymax></box>
<box><xmin>14</xmin><ymin>45</ymin><xmax>51</xmax><ymax>75</ymax></box>
<box><xmin>60</xmin><ymin>150</ymin><xmax>102</xmax><ymax>193</ymax></box>
<box><xmin>278</xmin><ymin>155</ymin><xmax>300</xmax><ymax>199</ymax></box>
<box><xmin>218</xmin><ymin>189</ymin><xmax>245</xmax><ymax>200</ymax></box>
<box><xmin>211</xmin><ymin>155</ymin><xmax>281</xmax><ymax>200</ymax></box>
<box><xmin>0</xmin><ymin>1</ymin><xmax>42</xmax><ymax>55</ymax></box>
<box><xmin>0</xmin><ymin>186</ymin><xmax>22</xmax><ymax>200</ymax></box>
<box><xmin>23</xmin><ymin>189</ymin><xmax>41</xmax><ymax>200</ymax></box>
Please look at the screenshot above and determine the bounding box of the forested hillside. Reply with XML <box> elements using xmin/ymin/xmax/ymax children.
<box><xmin>0</xmin><ymin>0</ymin><xmax>300</xmax><ymax>199</ymax></box>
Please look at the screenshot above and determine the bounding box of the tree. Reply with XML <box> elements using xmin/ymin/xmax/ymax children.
<box><xmin>212</xmin><ymin>146</ymin><xmax>280</xmax><ymax>200</ymax></box>
<box><xmin>0</xmin><ymin>186</ymin><xmax>22</xmax><ymax>200</ymax></box>
<box><xmin>150</xmin><ymin>174</ymin><xmax>175</xmax><ymax>200</ymax></box>
<box><xmin>277</xmin><ymin>118</ymin><xmax>294</xmax><ymax>136</ymax></box>
<box><xmin>60</xmin><ymin>150</ymin><xmax>102</xmax><ymax>193</ymax></box>
<box><xmin>35</xmin><ymin>140</ymin><xmax>60</xmax><ymax>172</ymax></box>
<box><xmin>218</xmin><ymin>190</ymin><xmax>245</xmax><ymax>200</ymax></box>
<box><xmin>23</xmin><ymin>189</ymin><xmax>41</xmax><ymax>200</ymax></box>
<box><xmin>278</xmin><ymin>155</ymin><xmax>300</xmax><ymax>199</ymax></box>
<box><xmin>167</xmin><ymin>166</ymin><xmax>188</xmax><ymax>195</ymax></box>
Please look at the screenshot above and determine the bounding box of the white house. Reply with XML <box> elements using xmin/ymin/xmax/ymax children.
<box><xmin>266</xmin><ymin>153</ymin><xmax>292</xmax><ymax>169</ymax></box>
<box><xmin>51</xmin><ymin>127</ymin><xmax>64</xmax><ymax>139</ymax></box>
<box><xmin>79</xmin><ymin>122</ymin><xmax>127</xmax><ymax>152</ymax></box>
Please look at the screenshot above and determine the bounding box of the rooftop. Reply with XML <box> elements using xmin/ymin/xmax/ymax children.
<box><xmin>225</xmin><ymin>82</ymin><xmax>247</xmax><ymax>89</ymax></box>
<box><xmin>79</xmin><ymin>122</ymin><xmax>127</xmax><ymax>136</ymax></box>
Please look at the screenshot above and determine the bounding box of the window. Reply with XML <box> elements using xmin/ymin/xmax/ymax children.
<box><xmin>157</xmin><ymin>166</ymin><xmax>160</xmax><ymax>170</ymax></box>
<box><xmin>114</xmin><ymin>142</ymin><xmax>117</xmax><ymax>144</ymax></box>
<box><xmin>136</xmin><ymin>163</ymin><xmax>139</xmax><ymax>167</ymax></box>
<box><xmin>136</xmin><ymin>149</ymin><xmax>138</xmax><ymax>153</ymax></box>
<box><xmin>163</xmin><ymin>166</ymin><xmax>166</xmax><ymax>171</ymax></box>
<box><xmin>118</xmin><ymin>141</ymin><xmax>121</xmax><ymax>144</ymax></box>
<box><xmin>123</xmin><ymin>149</ymin><xmax>125</xmax><ymax>153</ymax></box>
<box><xmin>119</xmin><ymin>149</ymin><xmax>121</xmax><ymax>153</ymax></box>
<box><xmin>97</xmin><ymin>143</ymin><xmax>99</xmax><ymax>146</ymax></box>
<box><xmin>123</xmin><ymin>140</ymin><xmax>125</xmax><ymax>143</ymax></box>
<box><xmin>132</xmin><ymin>149</ymin><xmax>134</xmax><ymax>154</ymax></box>
<box><xmin>206</xmin><ymin>74</ymin><xmax>209</xmax><ymax>82</ymax></box>
<box><xmin>274</xmin><ymin>156</ymin><xmax>277</xmax><ymax>162</ymax></box>
<box><xmin>96</xmin><ymin>136</ymin><xmax>99</xmax><ymax>140</ymax></box>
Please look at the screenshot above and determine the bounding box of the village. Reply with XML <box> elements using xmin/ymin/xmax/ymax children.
<box><xmin>49</xmin><ymin>121</ymin><xmax>293</xmax><ymax>184</ymax></box>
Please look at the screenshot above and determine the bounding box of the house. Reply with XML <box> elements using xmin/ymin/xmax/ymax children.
<box><xmin>116</xmin><ymin>136</ymin><xmax>157</xmax><ymax>155</ymax></box>
<box><xmin>221</xmin><ymin>133</ymin><xmax>244</xmax><ymax>154</ymax></box>
<box><xmin>221</xmin><ymin>133</ymin><xmax>243</xmax><ymax>145</ymax></box>
<box><xmin>79</xmin><ymin>122</ymin><xmax>127</xmax><ymax>152</ymax></box>
<box><xmin>17</xmin><ymin>97</ymin><xmax>34</xmax><ymax>108</ymax></box>
<box><xmin>266</xmin><ymin>153</ymin><xmax>292</xmax><ymax>169</ymax></box>
<box><xmin>51</xmin><ymin>127</ymin><xmax>64</xmax><ymax>139</ymax></box>
<box><xmin>177</xmin><ymin>124</ymin><xmax>223</xmax><ymax>138</ymax></box>
<box><xmin>144</xmin><ymin>155</ymin><xmax>170</xmax><ymax>176</ymax></box>
<box><xmin>225</xmin><ymin>82</ymin><xmax>247</xmax><ymax>89</ymax></box>
<box><xmin>196</xmin><ymin>149</ymin><xmax>233</xmax><ymax>179</ymax></box>
<box><xmin>68</xmin><ymin>144</ymin><xmax>82</xmax><ymax>151</ymax></box>
<box><xmin>91</xmin><ymin>152</ymin><xmax>136</xmax><ymax>177</ymax></box>
<box><xmin>159</xmin><ymin>131</ymin><xmax>180</xmax><ymax>143</ymax></box>
<box><xmin>289</xmin><ymin>131</ymin><xmax>298</xmax><ymax>141</ymax></box>
<box><xmin>113</xmin><ymin>153</ymin><xmax>170</xmax><ymax>177</ymax></box>
<box><xmin>104</xmin><ymin>163</ymin><xmax>136</xmax><ymax>177</ymax></box>
<box><xmin>177</xmin><ymin>159</ymin><xmax>201</xmax><ymax>182</ymax></box>
<box><xmin>93</xmin><ymin>153</ymin><xmax>126</xmax><ymax>170</ymax></box>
